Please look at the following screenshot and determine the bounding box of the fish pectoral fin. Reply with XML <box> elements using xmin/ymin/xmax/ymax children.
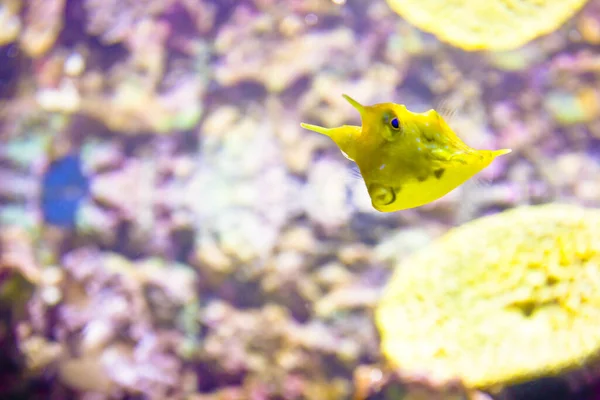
<box><xmin>349</xmin><ymin>164</ymin><xmax>362</xmax><ymax>179</ymax></box>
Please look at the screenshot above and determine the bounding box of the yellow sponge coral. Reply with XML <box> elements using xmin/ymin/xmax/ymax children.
<box><xmin>375</xmin><ymin>204</ymin><xmax>600</xmax><ymax>389</ymax></box>
<box><xmin>385</xmin><ymin>0</ymin><xmax>590</xmax><ymax>51</ymax></box>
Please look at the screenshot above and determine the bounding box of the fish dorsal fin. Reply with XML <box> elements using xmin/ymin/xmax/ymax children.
<box><xmin>437</xmin><ymin>104</ymin><xmax>457</xmax><ymax>120</ymax></box>
<box><xmin>433</xmin><ymin>97</ymin><xmax>461</xmax><ymax>127</ymax></box>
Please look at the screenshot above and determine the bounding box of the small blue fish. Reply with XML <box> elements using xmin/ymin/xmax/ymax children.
<box><xmin>41</xmin><ymin>154</ymin><xmax>89</xmax><ymax>227</ymax></box>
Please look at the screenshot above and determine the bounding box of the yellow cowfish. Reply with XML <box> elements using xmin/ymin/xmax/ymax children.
<box><xmin>301</xmin><ymin>95</ymin><xmax>511</xmax><ymax>212</ymax></box>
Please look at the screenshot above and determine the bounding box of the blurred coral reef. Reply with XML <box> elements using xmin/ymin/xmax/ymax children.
<box><xmin>377</xmin><ymin>204</ymin><xmax>600</xmax><ymax>394</ymax></box>
<box><xmin>385</xmin><ymin>0</ymin><xmax>592</xmax><ymax>51</ymax></box>
<box><xmin>1</xmin><ymin>0</ymin><xmax>600</xmax><ymax>399</ymax></box>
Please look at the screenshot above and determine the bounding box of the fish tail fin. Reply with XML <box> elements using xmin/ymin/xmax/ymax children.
<box><xmin>492</xmin><ymin>149</ymin><xmax>512</xmax><ymax>158</ymax></box>
<box><xmin>300</xmin><ymin>123</ymin><xmax>333</xmax><ymax>137</ymax></box>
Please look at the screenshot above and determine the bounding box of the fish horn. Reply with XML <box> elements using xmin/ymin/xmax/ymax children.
<box><xmin>300</xmin><ymin>123</ymin><xmax>332</xmax><ymax>136</ymax></box>
<box><xmin>342</xmin><ymin>94</ymin><xmax>365</xmax><ymax>115</ymax></box>
<box><xmin>300</xmin><ymin>122</ymin><xmax>362</xmax><ymax>161</ymax></box>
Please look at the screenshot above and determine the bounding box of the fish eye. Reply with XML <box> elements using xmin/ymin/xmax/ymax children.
<box><xmin>382</xmin><ymin>112</ymin><xmax>402</xmax><ymax>140</ymax></box>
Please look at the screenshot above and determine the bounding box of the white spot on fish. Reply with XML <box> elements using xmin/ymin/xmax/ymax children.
<box><xmin>379</xmin><ymin>164</ymin><xmax>385</xmax><ymax>170</ymax></box>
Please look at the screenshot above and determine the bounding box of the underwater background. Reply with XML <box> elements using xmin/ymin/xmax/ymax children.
<box><xmin>1</xmin><ymin>0</ymin><xmax>600</xmax><ymax>399</ymax></box>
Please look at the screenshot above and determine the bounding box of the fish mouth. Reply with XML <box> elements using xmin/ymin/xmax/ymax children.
<box><xmin>342</xmin><ymin>94</ymin><xmax>365</xmax><ymax>116</ymax></box>
<box><xmin>368</xmin><ymin>183</ymin><xmax>397</xmax><ymax>209</ymax></box>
